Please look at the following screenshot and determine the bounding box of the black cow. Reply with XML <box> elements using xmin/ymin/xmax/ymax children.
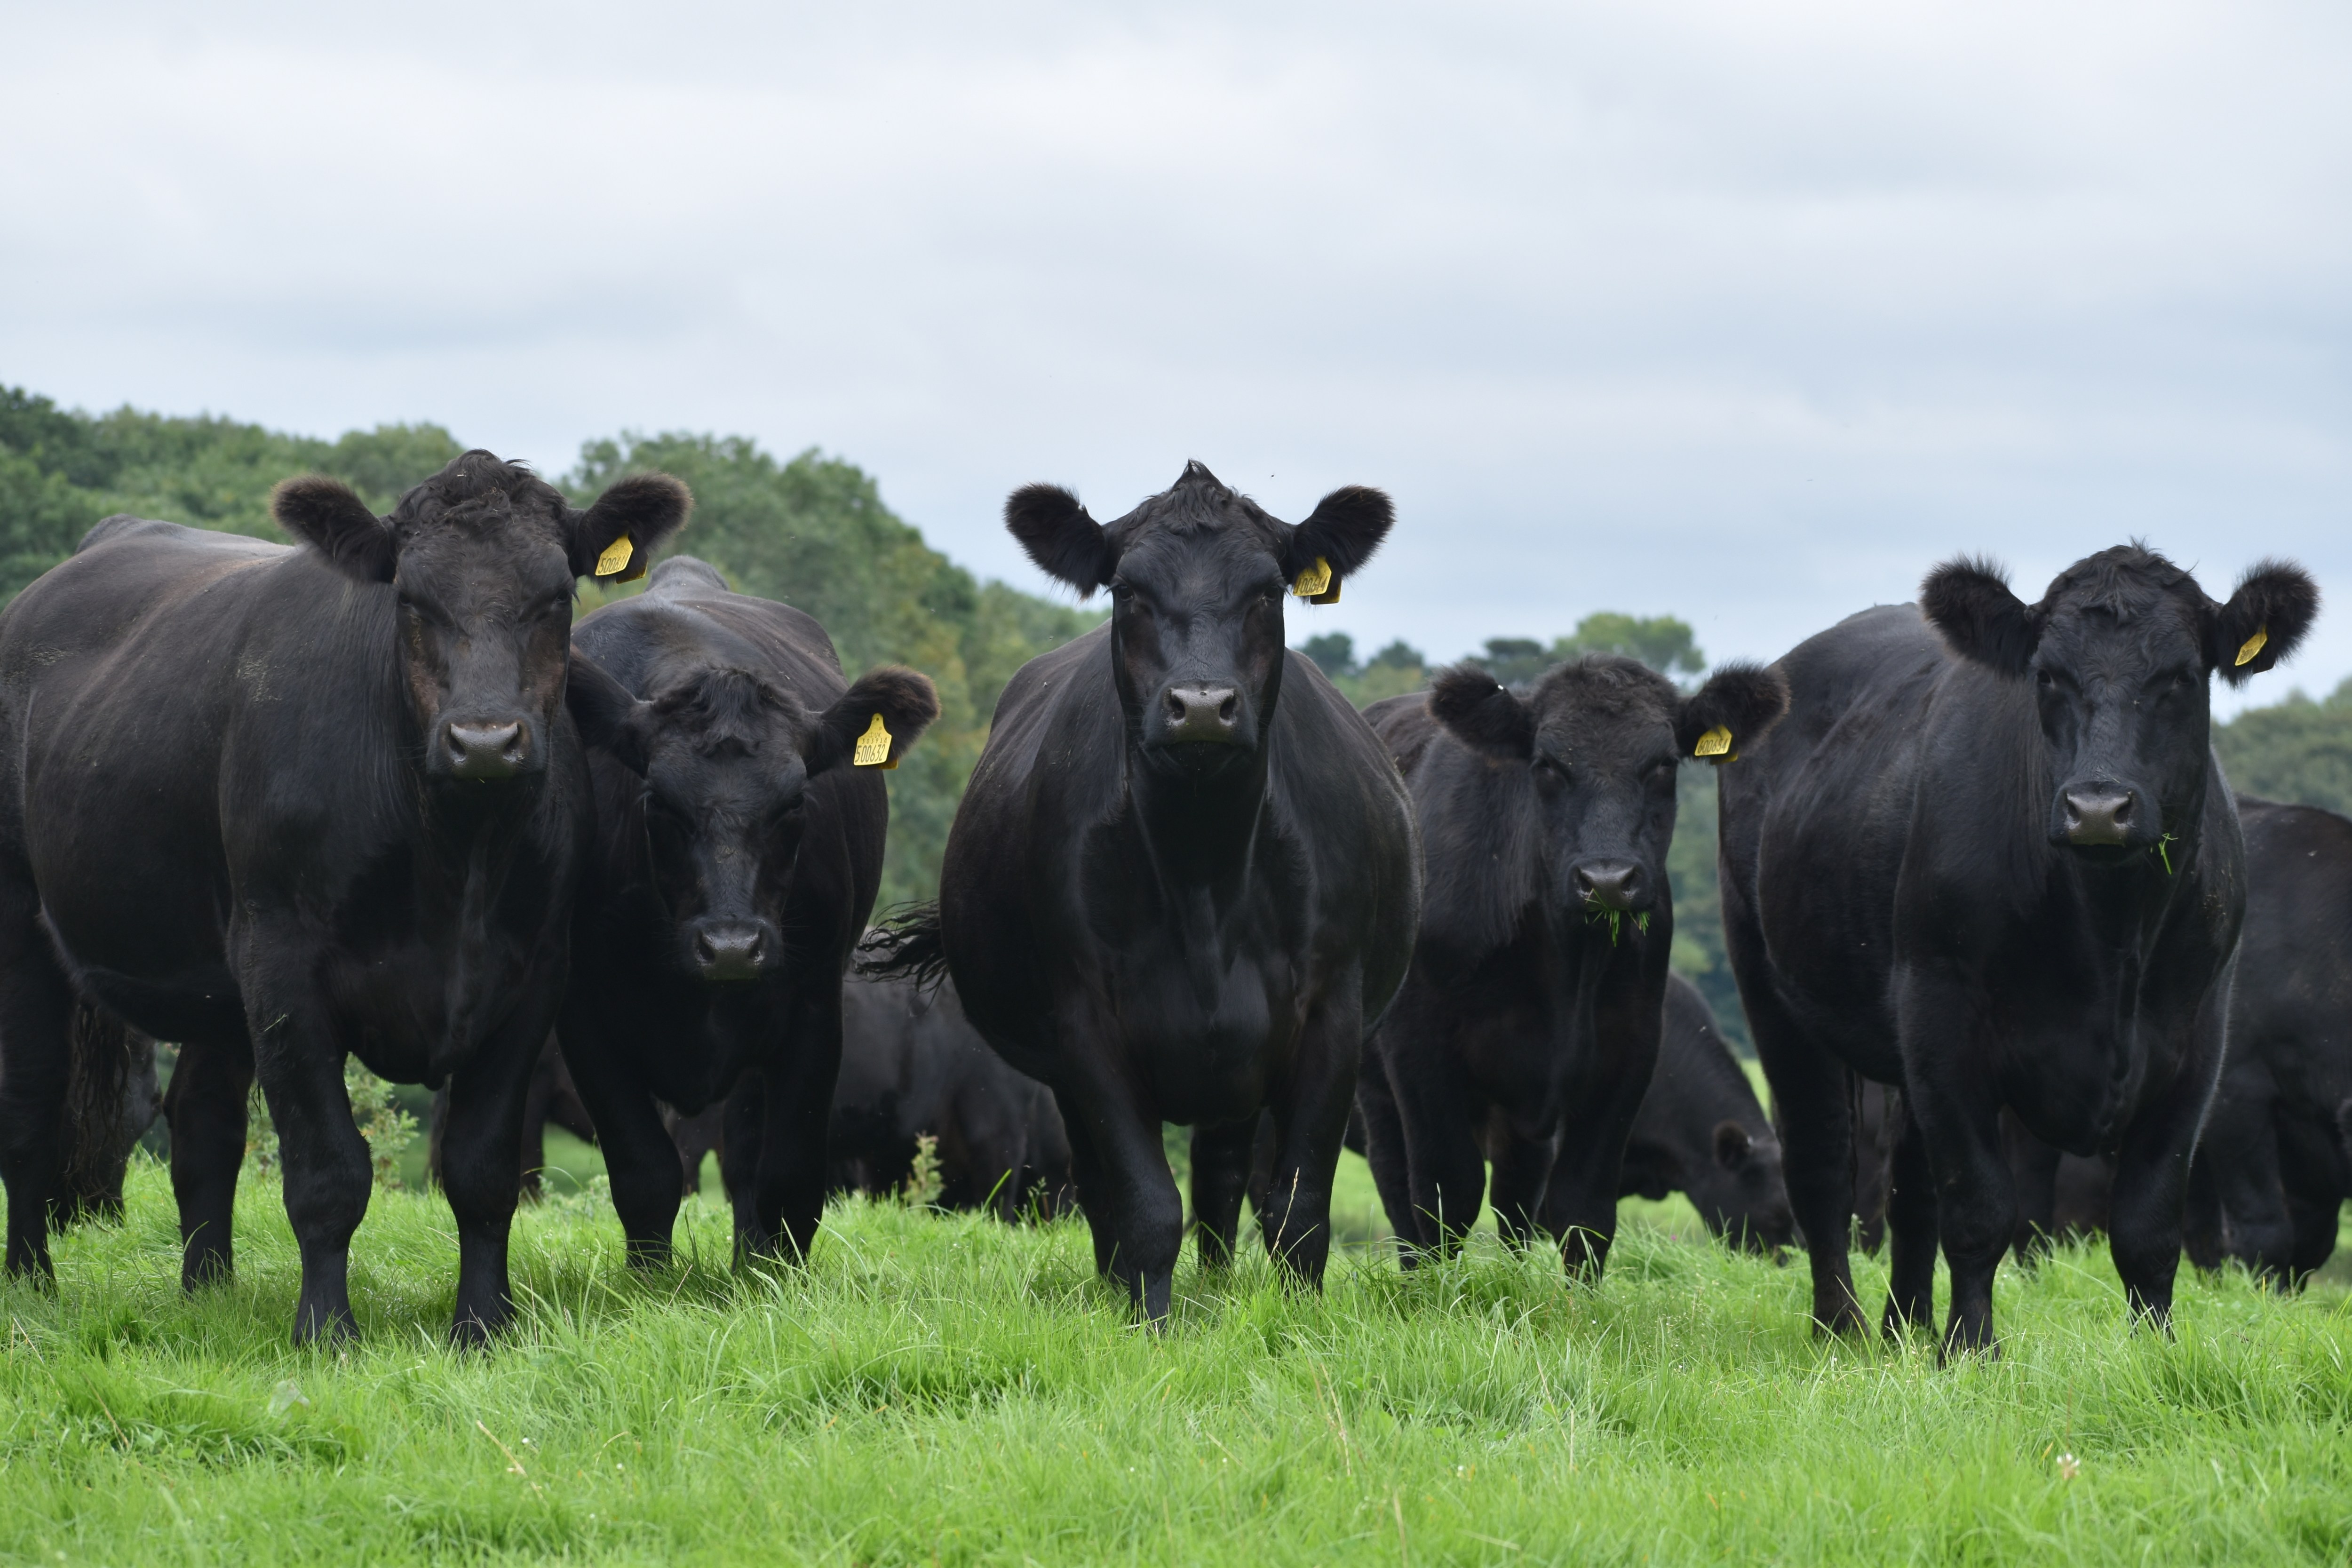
<box><xmin>871</xmin><ymin>462</ymin><xmax>1419</xmax><ymax>1320</ymax></box>
<box><xmin>827</xmin><ymin>972</ymin><xmax>1074</xmax><ymax>1218</ymax></box>
<box><xmin>54</xmin><ymin>1003</ymin><xmax>162</xmax><ymax>1227</ymax></box>
<box><xmin>2184</xmin><ymin>796</ymin><xmax>2352</xmax><ymax>1285</ymax></box>
<box><xmin>0</xmin><ymin>453</ymin><xmax>689</xmax><ymax>1342</ymax></box>
<box><xmin>1614</xmin><ymin>973</ymin><xmax>1793</xmax><ymax>1251</ymax></box>
<box><xmin>559</xmin><ymin>557</ymin><xmax>938</xmax><ymax>1265</ymax></box>
<box><xmin>2002</xmin><ymin>1112</ymin><xmax>2115</xmax><ymax>1260</ymax></box>
<box><xmin>1352</xmin><ymin>654</ymin><xmax>1787</xmax><ymax>1275</ymax></box>
<box><xmin>1720</xmin><ymin>547</ymin><xmax>2316</xmax><ymax>1353</ymax></box>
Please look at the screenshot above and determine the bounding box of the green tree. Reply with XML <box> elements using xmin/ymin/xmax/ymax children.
<box><xmin>2215</xmin><ymin>679</ymin><xmax>2352</xmax><ymax>816</ymax></box>
<box><xmin>1301</xmin><ymin>632</ymin><xmax>1358</xmax><ymax>678</ymax></box>
<box><xmin>1551</xmin><ymin>612</ymin><xmax>1706</xmax><ymax>682</ymax></box>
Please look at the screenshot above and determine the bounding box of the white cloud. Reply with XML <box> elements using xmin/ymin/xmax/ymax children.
<box><xmin>2</xmin><ymin>0</ymin><xmax>2346</xmax><ymax>708</ymax></box>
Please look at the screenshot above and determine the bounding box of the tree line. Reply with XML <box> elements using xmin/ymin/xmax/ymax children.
<box><xmin>8</xmin><ymin>384</ymin><xmax>2347</xmax><ymax>1053</ymax></box>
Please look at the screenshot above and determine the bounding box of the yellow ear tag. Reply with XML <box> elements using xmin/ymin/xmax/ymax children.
<box><xmin>594</xmin><ymin>535</ymin><xmax>636</xmax><ymax>579</ymax></box>
<box><xmin>1292</xmin><ymin>556</ymin><xmax>1334</xmax><ymax>601</ymax></box>
<box><xmin>2235</xmin><ymin>625</ymin><xmax>2268</xmax><ymax>667</ymax></box>
<box><xmin>853</xmin><ymin>712</ymin><xmax>896</xmax><ymax>770</ymax></box>
<box><xmin>1694</xmin><ymin>725</ymin><xmax>1734</xmax><ymax>759</ymax></box>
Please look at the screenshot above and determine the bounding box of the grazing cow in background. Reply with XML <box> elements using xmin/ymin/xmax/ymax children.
<box><xmin>872</xmin><ymin>462</ymin><xmax>1419</xmax><ymax>1320</ymax></box>
<box><xmin>53</xmin><ymin>1003</ymin><xmax>162</xmax><ymax>1227</ymax></box>
<box><xmin>827</xmin><ymin>972</ymin><xmax>1073</xmax><ymax>1218</ymax></box>
<box><xmin>1610</xmin><ymin>974</ymin><xmax>1793</xmax><ymax>1252</ymax></box>
<box><xmin>560</xmin><ymin>557</ymin><xmax>938</xmax><ymax>1265</ymax></box>
<box><xmin>1353</xmin><ymin>653</ymin><xmax>1787</xmax><ymax>1275</ymax></box>
<box><xmin>1720</xmin><ymin>547</ymin><xmax>2316</xmax><ymax>1354</ymax></box>
<box><xmin>0</xmin><ymin>452</ymin><xmax>690</xmax><ymax>1343</ymax></box>
<box><xmin>2185</xmin><ymin>796</ymin><xmax>2352</xmax><ymax>1286</ymax></box>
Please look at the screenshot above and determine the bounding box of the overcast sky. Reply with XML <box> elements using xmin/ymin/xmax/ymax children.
<box><xmin>5</xmin><ymin>0</ymin><xmax>2347</xmax><ymax>708</ymax></box>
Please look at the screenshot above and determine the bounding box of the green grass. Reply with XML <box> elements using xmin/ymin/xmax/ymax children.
<box><xmin>3</xmin><ymin>1162</ymin><xmax>2349</xmax><ymax>1566</ymax></box>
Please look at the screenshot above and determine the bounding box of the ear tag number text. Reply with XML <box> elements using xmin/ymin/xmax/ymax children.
<box><xmin>854</xmin><ymin>712</ymin><xmax>897</xmax><ymax>770</ymax></box>
<box><xmin>1694</xmin><ymin>725</ymin><xmax>1735</xmax><ymax>759</ymax></box>
<box><xmin>2236</xmin><ymin>626</ymin><xmax>2268</xmax><ymax>667</ymax></box>
<box><xmin>595</xmin><ymin>535</ymin><xmax>638</xmax><ymax>581</ymax></box>
<box><xmin>1293</xmin><ymin>557</ymin><xmax>1339</xmax><ymax>603</ymax></box>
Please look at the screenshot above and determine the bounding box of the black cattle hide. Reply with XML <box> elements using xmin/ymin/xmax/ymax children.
<box><xmin>0</xmin><ymin>451</ymin><xmax>688</xmax><ymax>1344</ymax></box>
<box><xmin>1353</xmin><ymin>653</ymin><xmax>1785</xmax><ymax>1279</ymax></box>
<box><xmin>872</xmin><ymin>462</ymin><xmax>1421</xmax><ymax>1321</ymax></box>
<box><xmin>2184</xmin><ymin>796</ymin><xmax>2352</xmax><ymax>1286</ymax></box>
<box><xmin>1719</xmin><ymin>546</ymin><xmax>2316</xmax><ymax>1355</ymax></box>
<box><xmin>560</xmin><ymin>557</ymin><xmax>937</xmax><ymax>1266</ymax></box>
<box><xmin>1615</xmin><ymin>974</ymin><xmax>1793</xmax><ymax>1252</ymax></box>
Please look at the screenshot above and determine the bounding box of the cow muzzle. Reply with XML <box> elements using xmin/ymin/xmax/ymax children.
<box><xmin>1160</xmin><ymin>683</ymin><xmax>1242</xmax><ymax>745</ymax></box>
<box><xmin>1573</xmin><ymin>858</ymin><xmax>1648</xmax><ymax>913</ymax></box>
<box><xmin>439</xmin><ymin>716</ymin><xmax>533</xmax><ymax>781</ymax></box>
<box><xmin>690</xmin><ymin>919</ymin><xmax>774</xmax><ymax>983</ymax></box>
<box><xmin>2058</xmin><ymin>783</ymin><xmax>2136</xmax><ymax>849</ymax></box>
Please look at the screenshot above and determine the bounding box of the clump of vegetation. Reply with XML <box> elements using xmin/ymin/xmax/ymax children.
<box><xmin>242</xmin><ymin>1061</ymin><xmax>419</xmax><ymax>1189</ymax></box>
<box><xmin>902</xmin><ymin>1132</ymin><xmax>944</xmax><ymax>1208</ymax></box>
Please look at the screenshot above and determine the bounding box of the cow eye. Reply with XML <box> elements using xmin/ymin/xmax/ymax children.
<box><xmin>1533</xmin><ymin>756</ymin><xmax>1569</xmax><ymax>785</ymax></box>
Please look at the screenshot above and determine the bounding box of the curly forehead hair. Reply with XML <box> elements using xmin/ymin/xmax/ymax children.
<box><xmin>1106</xmin><ymin>460</ymin><xmax>1288</xmax><ymax>552</ymax></box>
<box><xmin>2039</xmin><ymin>543</ymin><xmax>2200</xmax><ymax>622</ymax></box>
<box><xmin>1527</xmin><ymin>654</ymin><xmax>1682</xmax><ymax>723</ymax></box>
<box><xmin>649</xmin><ymin>667</ymin><xmax>799</xmax><ymax>757</ymax></box>
<box><xmin>389</xmin><ymin>451</ymin><xmax>570</xmax><ymax>531</ymax></box>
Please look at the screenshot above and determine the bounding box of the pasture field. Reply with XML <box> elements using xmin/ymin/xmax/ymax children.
<box><xmin>3</xmin><ymin>1159</ymin><xmax>2349</xmax><ymax>1567</ymax></box>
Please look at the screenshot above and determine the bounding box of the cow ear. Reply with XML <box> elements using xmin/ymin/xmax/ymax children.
<box><xmin>1285</xmin><ymin>485</ymin><xmax>1392</xmax><ymax>593</ymax></box>
<box><xmin>1712</xmin><ymin>1120</ymin><xmax>1753</xmax><ymax>1171</ymax></box>
<box><xmin>806</xmin><ymin>666</ymin><xmax>942</xmax><ymax>777</ymax></box>
<box><xmin>1674</xmin><ymin>661</ymin><xmax>1788</xmax><ymax>759</ymax></box>
<box><xmin>272</xmin><ymin>477</ymin><xmax>395</xmax><ymax>583</ymax></box>
<box><xmin>564</xmin><ymin>650</ymin><xmax>653</xmax><ymax>775</ymax></box>
<box><xmin>571</xmin><ymin>472</ymin><xmax>693</xmax><ymax>585</ymax></box>
<box><xmin>1006</xmin><ymin>484</ymin><xmax>1117</xmax><ymax>596</ymax></box>
<box><xmin>1922</xmin><ymin>555</ymin><xmax>2043</xmax><ymax>677</ymax></box>
<box><xmin>1429</xmin><ymin>663</ymin><xmax>1535</xmax><ymax>760</ymax></box>
<box><xmin>2208</xmin><ymin>559</ymin><xmax>2319</xmax><ymax>687</ymax></box>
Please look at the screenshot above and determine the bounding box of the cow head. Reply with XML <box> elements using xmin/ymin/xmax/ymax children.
<box><xmin>566</xmin><ymin>656</ymin><xmax>937</xmax><ymax>982</ymax></box>
<box><xmin>1429</xmin><ymin>656</ymin><xmax>1788</xmax><ymax>931</ymax></box>
<box><xmin>272</xmin><ymin>452</ymin><xmax>691</xmax><ymax>788</ymax></box>
<box><xmin>1005</xmin><ymin>462</ymin><xmax>1391</xmax><ymax>782</ymax></box>
<box><xmin>1687</xmin><ymin>1120</ymin><xmax>1796</xmax><ymax>1253</ymax></box>
<box><xmin>1923</xmin><ymin>547</ymin><xmax>2318</xmax><ymax>862</ymax></box>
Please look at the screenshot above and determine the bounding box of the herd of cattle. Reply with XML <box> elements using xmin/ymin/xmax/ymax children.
<box><xmin>0</xmin><ymin>449</ymin><xmax>2341</xmax><ymax>1362</ymax></box>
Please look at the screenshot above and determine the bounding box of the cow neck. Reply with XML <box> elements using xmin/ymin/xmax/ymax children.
<box><xmin>1123</xmin><ymin>737</ymin><xmax>1274</xmax><ymax>922</ymax></box>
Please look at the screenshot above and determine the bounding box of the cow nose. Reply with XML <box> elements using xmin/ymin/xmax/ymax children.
<box><xmin>2062</xmin><ymin>785</ymin><xmax>2134</xmax><ymax>847</ymax></box>
<box><xmin>443</xmin><ymin>720</ymin><xmax>528</xmax><ymax>780</ymax></box>
<box><xmin>1161</xmin><ymin>684</ymin><xmax>1241</xmax><ymax>744</ymax></box>
<box><xmin>1575</xmin><ymin>860</ymin><xmax>1643</xmax><ymax>911</ymax></box>
<box><xmin>692</xmin><ymin>923</ymin><xmax>767</xmax><ymax>982</ymax></box>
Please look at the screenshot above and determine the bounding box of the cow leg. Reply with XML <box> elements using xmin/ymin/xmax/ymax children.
<box><xmin>2108</xmin><ymin>985</ymin><xmax>2231</xmax><ymax>1333</ymax></box>
<box><xmin>164</xmin><ymin>1034</ymin><xmax>253</xmax><ymax>1289</ymax></box>
<box><xmin>1488</xmin><ymin>1125</ymin><xmax>1557</xmax><ymax>1255</ymax></box>
<box><xmin>557</xmin><ymin>1015</ymin><xmax>686</xmax><ymax>1266</ymax></box>
<box><xmin>1055</xmin><ymin>1052</ymin><xmax>1183</xmax><ymax>1317</ymax></box>
<box><xmin>0</xmin><ymin>900</ymin><xmax>74</xmax><ymax>1282</ymax></box>
<box><xmin>1894</xmin><ymin>967</ymin><xmax>2010</xmax><ymax>1358</ymax></box>
<box><xmin>2189</xmin><ymin>1104</ymin><xmax>2290</xmax><ymax>1285</ymax></box>
<box><xmin>1191</xmin><ymin>1117</ymin><xmax>1257</xmax><ymax>1269</ymax></box>
<box><xmin>1881</xmin><ymin>1104</ymin><xmax>1939</xmax><ymax>1338</ymax></box>
<box><xmin>437</xmin><ymin>1017</ymin><xmax>545</xmax><ymax>1346</ymax></box>
<box><xmin>517</xmin><ymin>1044</ymin><xmax>557</xmax><ymax>1202</ymax></box>
<box><xmin>239</xmin><ymin>973</ymin><xmax>371</xmax><ymax>1345</ymax></box>
<box><xmin>1537</xmin><ymin>967</ymin><xmax>1662</xmax><ymax>1281</ymax></box>
<box><xmin>1255</xmin><ymin>986</ymin><xmax>1362</xmax><ymax>1291</ymax></box>
<box><xmin>2003</xmin><ymin>1113</ymin><xmax>2062</xmax><ymax>1267</ymax></box>
<box><xmin>1383</xmin><ymin>1030</ymin><xmax>1486</xmax><ymax>1260</ymax></box>
<box><xmin>1353</xmin><ymin>1054</ymin><xmax>1421</xmax><ymax>1268</ymax></box>
<box><xmin>1745</xmin><ymin>994</ymin><xmax>1865</xmax><ymax>1335</ymax></box>
<box><xmin>2284</xmin><ymin>1185</ymin><xmax>2338</xmax><ymax>1289</ymax></box>
<box><xmin>738</xmin><ymin>987</ymin><xmax>843</xmax><ymax>1264</ymax></box>
<box><xmin>1052</xmin><ymin>1090</ymin><xmax>1121</xmax><ymax>1277</ymax></box>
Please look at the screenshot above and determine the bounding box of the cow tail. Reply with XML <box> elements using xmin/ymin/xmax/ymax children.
<box><xmin>856</xmin><ymin>903</ymin><xmax>949</xmax><ymax>993</ymax></box>
<box><xmin>61</xmin><ymin>997</ymin><xmax>134</xmax><ymax>1194</ymax></box>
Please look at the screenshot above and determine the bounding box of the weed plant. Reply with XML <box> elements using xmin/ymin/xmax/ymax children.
<box><xmin>1</xmin><ymin>1159</ymin><xmax>2347</xmax><ymax>1565</ymax></box>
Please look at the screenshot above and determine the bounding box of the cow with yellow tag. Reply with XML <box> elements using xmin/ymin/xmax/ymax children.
<box><xmin>556</xmin><ymin>555</ymin><xmax>938</xmax><ymax>1267</ymax></box>
<box><xmin>1352</xmin><ymin>650</ymin><xmax>1788</xmax><ymax>1279</ymax></box>
<box><xmin>1717</xmin><ymin>545</ymin><xmax>2319</xmax><ymax>1359</ymax></box>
